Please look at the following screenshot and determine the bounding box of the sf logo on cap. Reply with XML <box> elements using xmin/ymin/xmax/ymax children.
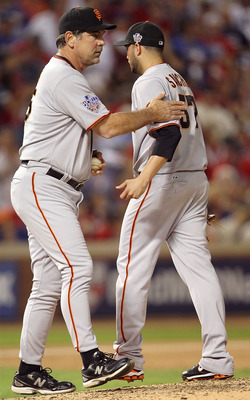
<box><xmin>133</xmin><ymin>33</ymin><xmax>143</xmax><ymax>43</ymax></box>
<box><xmin>94</xmin><ymin>9</ymin><xmax>102</xmax><ymax>21</ymax></box>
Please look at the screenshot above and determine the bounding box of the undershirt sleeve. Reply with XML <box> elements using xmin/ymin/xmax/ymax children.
<box><xmin>150</xmin><ymin>124</ymin><xmax>181</xmax><ymax>161</ymax></box>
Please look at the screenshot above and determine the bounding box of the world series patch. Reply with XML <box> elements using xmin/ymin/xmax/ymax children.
<box><xmin>81</xmin><ymin>94</ymin><xmax>100</xmax><ymax>113</ymax></box>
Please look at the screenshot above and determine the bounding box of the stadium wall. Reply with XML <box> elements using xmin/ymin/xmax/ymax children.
<box><xmin>0</xmin><ymin>241</ymin><xmax>249</xmax><ymax>321</ymax></box>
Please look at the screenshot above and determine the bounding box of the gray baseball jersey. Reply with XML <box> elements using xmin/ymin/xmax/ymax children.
<box><xmin>21</xmin><ymin>56</ymin><xmax>110</xmax><ymax>182</ymax></box>
<box><xmin>131</xmin><ymin>63</ymin><xmax>207</xmax><ymax>175</ymax></box>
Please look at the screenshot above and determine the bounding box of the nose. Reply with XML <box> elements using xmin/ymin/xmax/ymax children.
<box><xmin>99</xmin><ymin>37</ymin><xmax>105</xmax><ymax>46</ymax></box>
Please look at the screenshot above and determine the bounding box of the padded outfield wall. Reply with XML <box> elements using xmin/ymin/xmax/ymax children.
<box><xmin>0</xmin><ymin>241</ymin><xmax>249</xmax><ymax>321</ymax></box>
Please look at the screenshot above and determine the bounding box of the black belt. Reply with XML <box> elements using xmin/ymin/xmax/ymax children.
<box><xmin>21</xmin><ymin>160</ymin><xmax>84</xmax><ymax>191</ymax></box>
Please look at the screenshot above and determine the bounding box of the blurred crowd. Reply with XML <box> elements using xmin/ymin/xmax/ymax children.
<box><xmin>0</xmin><ymin>0</ymin><xmax>250</xmax><ymax>243</ymax></box>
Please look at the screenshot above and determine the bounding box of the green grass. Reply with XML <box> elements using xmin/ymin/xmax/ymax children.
<box><xmin>1</xmin><ymin>316</ymin><xmax>249</xmax><ymax>347</ymax></box>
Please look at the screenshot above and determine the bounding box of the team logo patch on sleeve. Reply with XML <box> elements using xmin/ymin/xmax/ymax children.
<box><xmin>81</xmin><ymin>94</ymin><xmax>100</xmax><ymax>113</ymax></box>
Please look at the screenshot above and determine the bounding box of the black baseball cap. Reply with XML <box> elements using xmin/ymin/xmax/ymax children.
<box><xmin>59</xmin><ymin>7</ymin><xmax>117</xmax><ymax>34</ymax></box>
<box><xmin>113</xmin><ymin>21</ymin><xmax>164</xmax><ymax>48</ymax></box>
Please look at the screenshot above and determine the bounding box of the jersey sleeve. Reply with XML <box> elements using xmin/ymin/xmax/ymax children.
<box><xmin>54</xmin><ymin>73</ymin><xmax>110</xmax><ymax>131</ymax></box>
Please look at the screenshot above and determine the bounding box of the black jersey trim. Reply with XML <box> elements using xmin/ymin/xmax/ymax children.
<box><xmin>54</xmin><ymin>55</ymin><xmax>77</xmax><ymax>70</ymax></box>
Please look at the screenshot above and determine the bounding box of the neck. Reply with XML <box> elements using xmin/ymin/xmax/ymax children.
<box><xmin>141</xmin><ymin>54</ymin><xmax>164</xmax><ymax>74</ymax></box>
<box><xmin>57</xmin><ymin>49</ymin><xmax>84</xmax><ymax>72</ymax></box>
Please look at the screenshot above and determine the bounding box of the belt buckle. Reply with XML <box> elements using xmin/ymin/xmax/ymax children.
<box><xmin>75</xmin><ymin>182</ymin><xmax>83</xmax><ymax>190</ymax></box>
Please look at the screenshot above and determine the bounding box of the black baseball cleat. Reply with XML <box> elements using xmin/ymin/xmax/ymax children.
<box><xmin>182</xmin><ymin>363</ymin><xmax>234</xmax><ymax>381</ymax></box>
<box><xmin>82</xmin><ymin>350</ymin><xmax>134</xmax><ymax>388</ymax></box>
<box><xmin>11</xmin><ymin>367</ymin><xmax>76</xmax><ymax>395</ymax></box>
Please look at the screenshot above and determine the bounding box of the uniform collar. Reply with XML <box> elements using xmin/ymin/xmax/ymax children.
<box><xmin>54</xmin><ymin>54</ymin><xmax>77</xmax><ymax>70</ymax></box>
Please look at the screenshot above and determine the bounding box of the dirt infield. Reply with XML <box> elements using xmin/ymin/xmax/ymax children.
<box><xmin>6</xmin><ymin>378</ymin><xmax>250</xmax><ymax>400</ymax></box>
<box><xmin>2</xmin><ymin>339</ymin><xmax>249</xmax><ymax>370</ymax></box>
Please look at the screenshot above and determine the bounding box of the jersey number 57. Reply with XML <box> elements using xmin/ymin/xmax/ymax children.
<box><xmin>179</xmin><ymin>94</ymin><xmax>199</xmax><ymax>129</ymax></box>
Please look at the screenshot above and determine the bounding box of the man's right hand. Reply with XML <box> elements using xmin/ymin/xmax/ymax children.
<box><xmin>148</xmin><ymin>92</ymin><xmax>187</xmax><ymax>122</ymax></box>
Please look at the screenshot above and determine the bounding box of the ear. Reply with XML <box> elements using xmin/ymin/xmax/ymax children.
<box><xmin>135</xmin><ymin>43</ymin><xmax>142</xmax><ymax>56</ymax></box>
<box><xmin>65</xmin><ymin>31</ymin><xmax>75</xmax><ymax>48</ymax></box>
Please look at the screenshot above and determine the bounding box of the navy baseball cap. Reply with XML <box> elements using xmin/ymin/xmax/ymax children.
<box><xmin>59</xmin><ymin>7</ymin><xmax>117</xmax><ymax>34</ymax></box>
<box><xmin>113</xmin><ymin>21</ymin><xmax>164</xmax><ymax>48</ymax></box>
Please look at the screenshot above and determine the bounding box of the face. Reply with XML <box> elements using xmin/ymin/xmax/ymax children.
<box><xmin>73</xmin><ymin>30</ymin><xmax>105</xmax><ymax>70</ymax></box>
<box><xmin>126</xmin><ymin>44</ymin><xmax>139</xmax><ymax>74</ymax></box>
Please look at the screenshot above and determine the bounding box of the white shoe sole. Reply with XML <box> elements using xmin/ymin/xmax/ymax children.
<box><xmin>183</xmin><ymin>373</ymin><xmax>233</xmax><ymax>381</ymax></box>
<box><xmin>83</xmin><ymin>359</ymin><xmax>134</xmax><ymax>388</ymax></box>
<box><xmin>11</xmin><ymin>385</ymin><xmax>76</xmax><ymax>394</ymax></box>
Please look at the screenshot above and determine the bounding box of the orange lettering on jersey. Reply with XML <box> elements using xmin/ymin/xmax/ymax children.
<box><xmin>169</xmin><ymin>73</ymin><xmax>180</xmax><ymax>86</ymax></box>
<box><xmin>166</xmin><ymin>76</ymin><xmax>176</xmax><ymax>88</ymax></box>
<box><xmin>179</xmin><ymin>74</ymin><xmax>189</xmax><ymax>87</ymax></box>
<box><xmin>94</xmin><ymin>9</ymin><xmax>102</xmax><ymax>21</ymax></box>
<box><xmin>166</xmin><ymin>73</ymin><xmax>189</xmax><ymax>88</ymax></box>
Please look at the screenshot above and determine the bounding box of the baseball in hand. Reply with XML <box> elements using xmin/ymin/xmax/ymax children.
<box><xmin>91</xmin><ymin>157</ymin><xmax>102</xmax><ymax>171</ymax></box>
